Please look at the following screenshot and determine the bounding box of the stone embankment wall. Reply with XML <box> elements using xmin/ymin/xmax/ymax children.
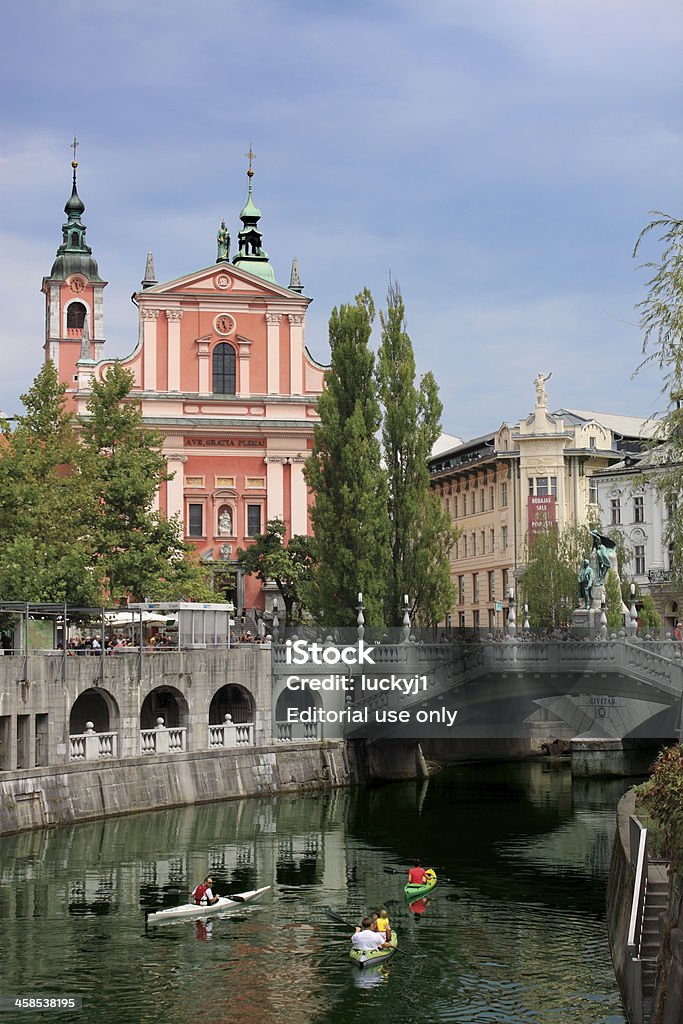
<box><xmin>607</xmin><ymin>790</ymin><xmax>682</xmax><ymax>1024</ymax></box>
<box><xmin>0</xmin><ymin>741</ymin><xmax>354</xmax><ymax>836</ymax></box>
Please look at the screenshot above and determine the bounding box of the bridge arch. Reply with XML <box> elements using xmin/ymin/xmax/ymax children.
<box><xmin>209</xmin><ymin>683</ymin><xmax>255</xmax><ymax>724</ymax></box>
<box><xmin>140</xmin><ymin>685</ymin><xmax>189</xmax><ymax>730</ymax></box>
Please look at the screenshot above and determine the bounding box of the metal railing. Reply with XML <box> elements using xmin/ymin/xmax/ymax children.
<box><xmin>625</xmin><ymin>815</ymin><xmax>648</xmax><ymax>1024</ymax></box>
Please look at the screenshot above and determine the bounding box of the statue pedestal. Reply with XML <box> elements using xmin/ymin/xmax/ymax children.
<box><xmin>572</xmin><ymin>608</ymin><xmax>601</xmax><ymax>633</ymax></box>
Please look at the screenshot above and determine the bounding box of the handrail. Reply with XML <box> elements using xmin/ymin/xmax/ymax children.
<box><xmin>627</xmin><ymin>818</ymin><xmax>648</xmax><ymax>954</ymax></box>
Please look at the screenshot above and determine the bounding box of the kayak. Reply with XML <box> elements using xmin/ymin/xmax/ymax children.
<box><xmin>404</xmin><ymin>868</ymin><xmax>437</xmax><ymax>902</ymax></box>
<box><xmin>349</xmin><ymin>929</ymin><xmax>398</xmax><ymax>968</ymax></box>
<box><xmin>146</xmin><ymin>885</ymin><xmax>271</xmax><ymax>925</ymax></box>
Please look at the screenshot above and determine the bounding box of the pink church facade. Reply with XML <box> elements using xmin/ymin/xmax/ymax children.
<box><xmin>42</xmin><ymin>156</ymin><xmax>325</xmax><ymax>611</ymax></box>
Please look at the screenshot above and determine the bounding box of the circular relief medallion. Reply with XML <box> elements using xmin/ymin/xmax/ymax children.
<box><xmin>214</xmin><ymin>313</ymin><xmax>236</xmax><ymax>336</ymax></box>
<box><xmin>68</xmin><ymin>276</ymin><xmax>87</xmax><ymax>294</ymax></box>
<box><xmin>214</xmin><ymin>273</ymin><xmax>232</xmax><ymax>290</ymax></box>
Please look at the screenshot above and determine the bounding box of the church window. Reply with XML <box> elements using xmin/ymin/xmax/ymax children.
<box><xmin>212</xmin><ymin>343</ymin><xmax>236</xmax><ymax>395</ymax></box>
<box><xmin>246</xmin><ymin>504</ymin><xmax>262</xmax><ymax>536</ymax></box>
<box><xmin>67</xmin><ymin>302</ymin><xmax>86</xmax><ymax>329</ymax></box>
<box><xmin>188</xmin><ymin>504</ymin><xmax>204</xmax><ymax>538</ymax></box>
<box><xmin>71</xmin><ymin>231</ymin><xmax>80</xmax><ymax>247</ymax></box>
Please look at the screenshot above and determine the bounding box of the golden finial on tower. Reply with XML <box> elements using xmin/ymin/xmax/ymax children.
<box><xmin>245</xmin><ymin>145</ymin><xmax>255</xmax><ymax>179</ymax></box>
<box><xmin>71</xmin><ymin>135</ymin><xmax>79</xmax><ymax>168</ymax></box>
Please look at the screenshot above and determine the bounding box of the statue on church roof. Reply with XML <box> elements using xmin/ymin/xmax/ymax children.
<box><xmin>535</xmin><ymin>371</ymin><xmax>552</xmax><ymax>407</ymax></box>
<box><xmin>217</xmin><ymin>221</ymin><xmax>230</xmax><ymax>262</ymax></box>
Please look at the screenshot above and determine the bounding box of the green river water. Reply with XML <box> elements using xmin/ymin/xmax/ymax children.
<box><xmin>0</xmin><ymin>762</ymin><xmax>628</xmax><ymax>1024</ymax></box>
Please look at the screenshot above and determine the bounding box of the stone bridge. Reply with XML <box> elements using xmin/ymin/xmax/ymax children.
<box><xmin>271</xmin><ymin>638</ymin><xmax>683</xmax><ymax>743</ymax></box>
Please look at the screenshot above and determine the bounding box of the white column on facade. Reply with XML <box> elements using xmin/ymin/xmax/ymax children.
<box><xmin>237</xmin><ymin>338</ymin><xmax>252</xmax><ymax>397</ymax></box>
<box><xmin>166</xmin><ymin>454</ymin><xmax>187</xmax><ymax>520</ymax></box>
<box><xmin>290</xmin><ymin>456</ymin><xmax>308</xmax><ymax>535</ymax></box>
<box><xmin>265</xmin><ymin>456</ymin><xmax>285</xmax><ymax>521</ymax></box>
<box><xmin>265</xmin><ymin>313</ymin><xmax>281</xmax><ymax>394</ymax></box>
<box><xmin>93</xmin><ymin>287</ymin><xmax>105</xmax><ymax>344</ymax></box>
<box><xmin>288</xmin><ymin>314</ymin><xmax>304</xmax><ymax>395</ymax></box>
<box><xmin>195</xmin><ymin>336</ymin><xmax>211</xmax><ymax>393</ymax></box>
<box><xmin>142</xmin><ymin>309</ymin><xmax>159</xmax><ymax>390</ymax></box>
<box><xmin>165</xmin><ymin>308</ymin><xmax>183</xmax><ymax>391</ymax></box>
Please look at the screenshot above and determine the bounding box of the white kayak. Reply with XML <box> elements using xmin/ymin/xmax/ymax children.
<box><xmin>146</xmin><ymin>885</ymin><xmax>271</xmax><ymax>925</ymax></box>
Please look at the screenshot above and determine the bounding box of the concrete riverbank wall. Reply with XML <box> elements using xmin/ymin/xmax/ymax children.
<box><xmin>0</xmin><ymin>741</ymin><xmax>355</xmax><ymax>836</ymax></box>
<box><xmin>607</xmin><ymin>790</ymin><xmax>682</xmax><ymax>1024</ymax></box>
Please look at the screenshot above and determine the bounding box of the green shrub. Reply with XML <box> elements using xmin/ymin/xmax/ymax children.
<box><xmin>642</xmin><ymin>744</ymin><xmax>683</xmax><ymax>872</ymax></box>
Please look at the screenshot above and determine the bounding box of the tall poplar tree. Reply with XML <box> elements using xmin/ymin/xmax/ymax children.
<box><xmin>376</xmin><ymin>281</ymin><xmax>457</xmax><ymax>626</ymax></box>
<box><xmin>0</xmin><ymin>362</ymin><xmax>97</xmax><ymax>604</ymax></box>
<box><xmin>305</xmin><ymin>290</ymin><xmax>390</xmax><ymax>626</ymax></box>
<box><xmin>80</xmin><ymin>363</ymin><xmax>191</xmax><ymax>602</ymax></box>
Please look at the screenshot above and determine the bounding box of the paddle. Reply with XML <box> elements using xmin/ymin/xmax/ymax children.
<box><xmin>323</xmin><ymin>908</ymin><xmax>416</xmax><ymax>957</ymax></box>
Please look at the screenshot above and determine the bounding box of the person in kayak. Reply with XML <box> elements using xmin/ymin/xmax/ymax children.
<box><xmin>371</xmin><ymin>908</ymin><xmax>391</xmax><ymax>941</ymax></box>
<box><xmin>191</xmin><ymin>876</ymin><xmax>220</xmax><ymax>906</ymax></box>
<box><xmin>351</xmin><ymin>917</ymin><xmax>390</xmax><ymax>951</ymax></box>
<box><xmin>407</xmin><ymin>860</ymin><xmax>428</xmax><ymax>885</ymax></box>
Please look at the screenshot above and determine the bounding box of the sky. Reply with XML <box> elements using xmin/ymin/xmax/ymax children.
<box><xmin>1</xmin><ymin>0</ymin><xmax>682</xmax><ymax>440</ymax></box>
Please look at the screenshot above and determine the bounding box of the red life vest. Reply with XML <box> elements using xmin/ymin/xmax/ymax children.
<box><xmin>193</xmin><ymin>883</ymin><xmax>210</xmax><ymax>905</ymax></box>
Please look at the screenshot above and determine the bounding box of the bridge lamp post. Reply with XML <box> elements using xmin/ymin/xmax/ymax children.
<box><xmin>629</xmin><ymin>583</ymin><xmax>638</xmax><ymax>636</ymax></box>
<box><xmin>356</xmin><ymin>593</ymin><xmax>365</xmax><ymax>640</ymax></box>
<box><xmin>272</xmin><ymin>599</ymin><xmax>279</xmax><ymax>643</ymax></box>
<box><xmin>523</xmin><ymin>604</ymin><xmax>530</xmax><ymax>635</ymax></box>
<box><xmin>600</xmin><ymin>593</ymin><xmax>608</xmax><ymax>640</ymax></box>
<box><xmin>507</xmin><ymin>588</ymin><xmax>517</xmax><ymax>637</ymax></box>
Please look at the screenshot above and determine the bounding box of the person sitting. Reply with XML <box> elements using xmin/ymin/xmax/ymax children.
<box><xmin>371</xmin><ymin>907</ymin><xmax>391</xmax><ymax>941</ymax></box>
<box><xmin>190</xmin><ymin>875</ymin><xmax>220</xmax><ymax>906</ymax></box>
<box><xmin>351</xmin><ymin>917</ymin><xmax>389</xmax><ymax>951</ymax></box>
<box><xmin>407</xmin><ymin>860</ymin><xmax>428</xmax><ymax>885</ymax></box>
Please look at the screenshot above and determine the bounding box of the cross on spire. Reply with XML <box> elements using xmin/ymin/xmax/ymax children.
<box><xmin>71</xmin><ymin>135</ymin><xmax>79</xmax><ymax>166</ymax></box>
<box><xmin>245</xmin><ymin>145</ymin><xmax>255</xmax><ymax>179</ymax></box>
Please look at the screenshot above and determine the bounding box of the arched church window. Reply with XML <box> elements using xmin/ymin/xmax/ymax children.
<box><xmin>212</xmin><ymin>343</ymin><xmax>236</xmax><ymax>395</ymax></box>
<box><xmin>67</xmin><ymin>302</ymin><xmax>86</xmax><ymax>329</ymax></box>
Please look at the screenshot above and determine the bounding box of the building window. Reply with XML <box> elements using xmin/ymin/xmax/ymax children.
<box><xmin>480</xmin><ymin>489</ymin><xmax>485</xmax><ymax>512</ymax></box>
<box><xmin>489</xmin><ymin>528</ymin><xmax>495</xmax><ymax>553</ymax></box>
<box><xmin>528</xmin><ymin>477</ymin><xmax>534</xmax><ymax>497</ymax></box>
<box><xmin>489</xmin><ymin>609</ymin><xmax>496</xmax><ymax>629</ymax></box>
<box><xmin>500</xmin><ymin>482</ymin><xmax>508</xmax><ymax>507</ymax></box>
<box><xmin>610</xmin><ymin>498</ymin><xmax>621</xmax><ymax>525</ymax></box>
<box><xmin>458</xmin><ymin>575</ymin><xmax>465</xmax><ymax>604</ymax></box>
<box><xmin>502</xmin><ymin>525</ymin><xmax>508</xmax><ymax>550</ymax></box>
<box><xmin>459</xmin><ymin>611</ymin><xmax>466</xmax><ymax>628</ymax></box>
<box><xmin>472</xmin><ymin>533</ymin><xmax>476</xmax><ymax>556</ymax></box>
<box><xmin>589</xmin><ymin>477</ymin><xmax>598</xmax><ymax>505</ymax></box>
<box><xmin>536</xmin><ymin>477</ymin><xmax>549</xmax><ymax>496</ymax></box>
<box><xmin>635</xmin><ymin>545</ymin><xmax>645</xmax><ymax>575</ymax></box>
<box><xmin>453</xmin><ymin>495</ymin><xmax>458</xmax><ymax>518</ymax></box>
<box><xmin>589</xmin><ymin>435</ymin><xmax>596</xmax><ymax>449</ymax></box>
<box><xmin>188</xmin><ymin>503</ymin><xmax>204</xmax><ymax>538</ymax></box>
<box><xmin>488</xmin><ymin>571</ymin><xmax>495</xmax><ymax>601</ymax></box>
<box><xmin>472</xmin><ymin>573</ymin><xmax>479</xmax><ymax>603</ymax></box>
<box><xmin>246</xmin><ymin>505</ymin><xmax>262</xmax><ymax>537</ymax></box>
<box><xmin>470</xmin><ymin>492</ymin><xmax>476</xmax><ymax>514</ymax></box>
<box><xmin>669</xmin><ymin>543</ymin><xmax>675</xmax><ymax>571</ymax></box>
<box><xmin>634</xmin><ymin>495</ymin><xmax>644</xmax><ymax>523</ymax></box>
<box><xmin>463</xmin><ymin>536</ymin><xmax>468</xmax><ymax>558</ymax></box>
<box><xmin>503</xmin><ymin>568</ymin><xmax>510</xmax><ymax>595</ymax></box>
<box><xmin>212</xmin><ymin>342</ymin><xmax>236</xmax><ymax>395</ymax></box>
<box><xmin>489</xmin><ymin>486</ymin><xmax>495</xmax><ymax>510</ymax></box>
<box><xmin>473</xmin><ymin>609</ymin><xmax>480</xmax><ymax>629</ymax></box>
<box><xmin>480</xmin><ymin>530</ymin><xmax>485</xmax><ymax>554</ymax></box>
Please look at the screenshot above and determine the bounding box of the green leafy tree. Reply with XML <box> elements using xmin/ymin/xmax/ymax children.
<box><xmin>639</xmin><ymin>591</ymin><xmax>662</xmax><ymax>631</ymax></box>
<box><xmin>80</xmin><ymin>362</ymin><xmax>193</xmax><ymax>602</ymax></box>
<box><xmin>634</xmin><ymin>214</ymin><xmax>683</xmax><ymax>578</ymax></box>
<box><xmin>519</xmin><ymin>523</ymin><xmax>592</xmax><ymax>629</ymax></box>
<box><xmin>237</xmin><ymin>518</ymin><xmax>316</xmax><ymax>625</ymax></box>
<box><xmin>305</xmin><ymin>291</ymin><xmax>390</xmax><ymax>626</ymax></box>
<box><xmin>376</xmin><ymin>281</ymin><xmax>457</xmax><ymax>626</ymax></box>
<box><xmin>0</xmin><ymin>363</ymin><xmax>97</xmax><ymax>604</ymax></box>
<box><xmin>641</xmin><ymin>744</ymin><xmax>683</xmax><ymax>873</ymax></box>
<box><xmin>605</xmin><ymin>568</ymin><xmax>623</xmax><ymax>632</ymax></box>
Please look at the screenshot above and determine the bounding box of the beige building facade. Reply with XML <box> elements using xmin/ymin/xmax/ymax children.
<box><xmin>429</xmin><ymin>376</ymin><xmax>654</xmax><ymax>630</ymax></box>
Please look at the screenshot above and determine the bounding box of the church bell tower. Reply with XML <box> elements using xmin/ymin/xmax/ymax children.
<box><xmin>42</xmin><ymin>139</ymin><xmax>107</xmax><ymax>393</ymax></box>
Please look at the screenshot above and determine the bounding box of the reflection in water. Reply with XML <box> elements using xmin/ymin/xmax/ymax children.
<box><xmin>0</xmin><ymin>764</ymin><xmax>627</xmax><ymax>1024</ymax></box>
